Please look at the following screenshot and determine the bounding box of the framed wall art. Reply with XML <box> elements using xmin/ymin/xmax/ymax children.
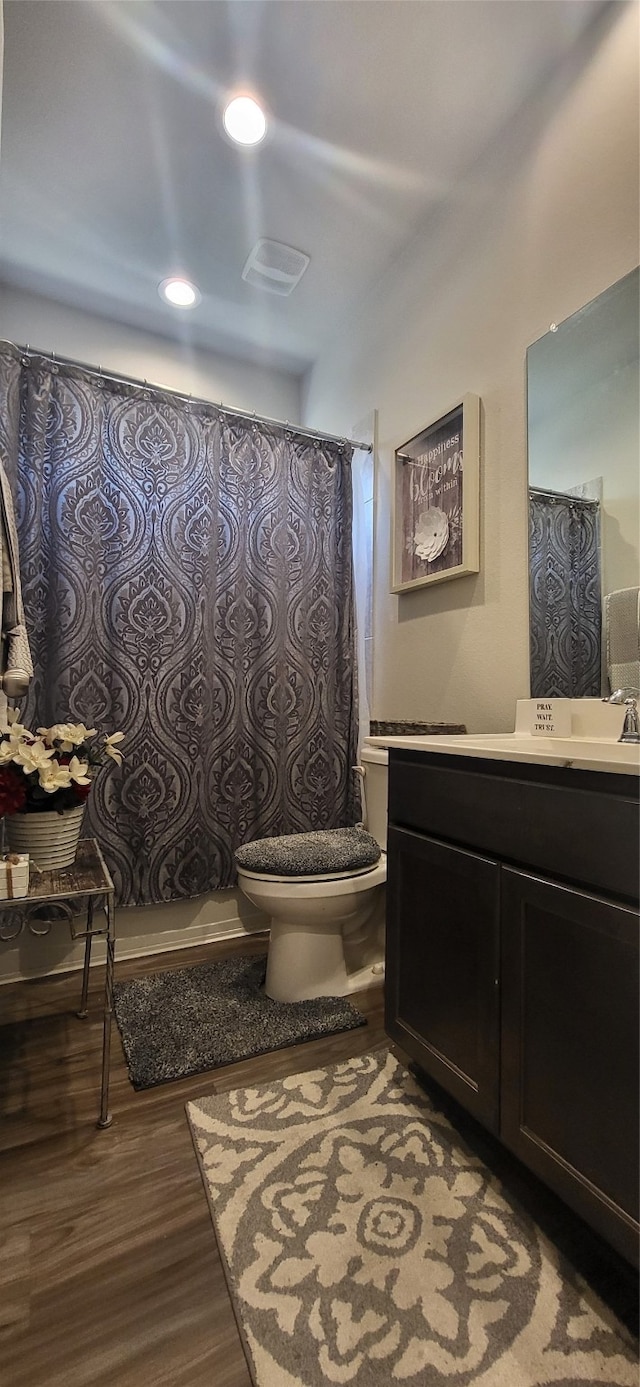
<box><xmin>391</xmin><ymin>393</ymin><xmax>480</xmax><ymax>593</ymax></box>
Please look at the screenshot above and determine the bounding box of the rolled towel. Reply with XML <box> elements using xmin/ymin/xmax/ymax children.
<box><xmin>605</xmin><ymin>587</ymin><xmax>640</xmax><ymax>692</ymax></box>
<box><xmin>2</xmin><ymin>622</ymin><xmax>34</xmax><ymax>697</ymax></box>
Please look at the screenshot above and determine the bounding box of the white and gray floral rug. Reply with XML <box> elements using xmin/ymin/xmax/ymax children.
<box><xmin>187</xmin><ymin>1051</ymin><xmax>638</xmax><ymax>1387</ymax></box>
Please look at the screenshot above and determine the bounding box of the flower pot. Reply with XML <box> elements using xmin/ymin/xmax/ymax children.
<box><xmin>6</xmin><ymin>804</ymin><xmax>85</xmax><ymax>871</ymax></box>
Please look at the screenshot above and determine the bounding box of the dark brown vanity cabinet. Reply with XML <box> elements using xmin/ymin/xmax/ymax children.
<box><xmin>385</xmin><ymin>749</ymin><xmax>640</xmax><ymax>1266</ymax></box>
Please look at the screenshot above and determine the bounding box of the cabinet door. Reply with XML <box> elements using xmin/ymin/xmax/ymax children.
<box><xmin>501</xmin><ymin>867</ymin><xmax>639</xmax><ymax>1266</ymax></box>
<box><xmin>385</xmin><ymin>826</ymin><xmax>501</xmax><ymax>1131</ymax></box>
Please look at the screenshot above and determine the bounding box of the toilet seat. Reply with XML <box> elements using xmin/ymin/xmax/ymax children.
<box><xmin>235</xmin><ymin>825</ymin><xmax>381</xmax><ymax>879</ymax></box>
<box><xmin>236</xmin><ymin>856</ymin><xmax>386</xmax><ymax>887</ymax></box>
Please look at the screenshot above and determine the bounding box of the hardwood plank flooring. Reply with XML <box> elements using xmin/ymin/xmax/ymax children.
<box><xmin>0</xmin><ymin>933</ymin><xmax>637</xmax><ymax>1386</ymax></box>
<box><xmin>0</xmin><ymin>935</ymin><xmax>386</xmax><ymax>1387</ymax></box>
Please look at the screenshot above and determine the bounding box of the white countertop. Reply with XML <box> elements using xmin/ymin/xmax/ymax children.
<box><xmin>365</xmin><ymin>732</ymin><xmax>640</xmax><ymax>776</ymax></box>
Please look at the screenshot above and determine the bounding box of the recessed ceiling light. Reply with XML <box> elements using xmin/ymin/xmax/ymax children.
<box><xmin>159</xmin><ymin>277</ymin><xmax>200</xmax><ymax>308</ymax></box>
<box><xmin>223</xmin><ymin>94</ymin><xmax>267</xmax><ymax>146</ymax></box>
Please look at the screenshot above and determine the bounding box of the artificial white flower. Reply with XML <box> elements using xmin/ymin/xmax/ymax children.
<box><xmin>66</xmin><ymin>723</ymin><xmax>97</xmax><ymax>745</ymax></box>
<box><xmin>0</xmin><ymin>738</ymin><xmax>22</xmax><ymax>763</ymax></box>
<box><xmin>38</xmin><ymin>722</ymin><xmax>68</xmax><ymax>745</ymax></box>
<box><xmin>38</xmin><ymin>721</ymin><xmax>96</xmax><ymax>751</ymax></box>
<box><xmin>68</xmin><ymin>756</ymin><xmax>91</xmax><ymax>785</ymax></box>
<box><xmin>13</xmin><ymin>739</ymin><xmax>55</xmax><ymax>775</ymax></box>
<box><xmin>104</xmin><ymin>732</ymin><xmax>125</xmax><ymax>765</ymax></box>
<box><xmin>0</xmin><ymin>710</ymin><xmax>30</xmax><ymax>739</ymax></box>
<box><xmin>38</xmin><ymin>761</ymin><xmax>73</xmax><ymax>792</ymax></box>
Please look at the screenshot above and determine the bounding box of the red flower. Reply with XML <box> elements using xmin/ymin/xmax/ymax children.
<box><xmin>0</xmin><ymin>766</ymin><xmax>28</xmax><ymax>816</ymax></box>
<box><xmin>72</xmin><ymin>782</ymin><xmax>92</xmax><ymax>803</ymax></box>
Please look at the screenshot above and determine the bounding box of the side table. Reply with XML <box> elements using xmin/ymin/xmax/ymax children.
<box><xmin>0</xmin><ymin>837</ymin><xmax>116</xmax><ymax>1128</ymax></box>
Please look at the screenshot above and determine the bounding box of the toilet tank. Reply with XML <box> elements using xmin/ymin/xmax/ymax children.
<box><xmin>360</xmin><ymin>744</ymin><xmax>389</xmax><ymax>851</ymax></box>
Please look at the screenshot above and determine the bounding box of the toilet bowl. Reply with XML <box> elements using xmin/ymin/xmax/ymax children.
<box><xmin>235</xmin><ymin>743</ymin><xmax>389</xmax><ymax>1003</ymax></box>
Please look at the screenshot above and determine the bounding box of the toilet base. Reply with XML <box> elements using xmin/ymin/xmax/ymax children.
<box><xmin>265</xmin><ymin>918</ymin><xmax>349</xmax><ymax>1002</ymax></box>
<box><xmin>264</xmin><ymin>888</ymin><xmax>386</xmax><ymax>1003</ymax></box>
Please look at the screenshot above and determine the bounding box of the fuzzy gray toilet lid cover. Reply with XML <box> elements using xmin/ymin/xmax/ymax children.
<box><xmin>235</xmin><ymin>826</ymin><xmax>382</xmax><ymax>877</ymax></box>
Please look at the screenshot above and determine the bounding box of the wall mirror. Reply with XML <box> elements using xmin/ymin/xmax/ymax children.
<box><xmin>527</xmin><ymin>266</ymin><xmax>639</xmax><ymax>697</ymax></box>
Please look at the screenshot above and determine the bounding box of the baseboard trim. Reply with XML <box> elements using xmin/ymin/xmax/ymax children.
<box><xmin>0</xmin><ymin>894</ymin><xmax>269</xmax><ymax>984</ymax></box>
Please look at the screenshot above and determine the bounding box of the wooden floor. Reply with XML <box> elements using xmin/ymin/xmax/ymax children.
<box><xmin>0</xmin><ymin>933</ymin><xmax>637</xmax><ymax>1387</ymax></box>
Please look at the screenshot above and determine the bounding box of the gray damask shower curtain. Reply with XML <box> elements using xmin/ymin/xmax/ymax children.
<box><xmin>0</xmin><ymin>343</ymin><xmax>359</xmax><ymax>905</ymax></box>
<box><xmin>529</xmin><ymin>489</ymin><xmax>602</xmax><ymax>698</ymax></box>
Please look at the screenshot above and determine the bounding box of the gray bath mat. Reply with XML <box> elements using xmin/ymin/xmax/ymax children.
<box><xmin>113</xmin><ymin>953</ymin><xmax>366</xmax><ymax>1090</ymax></box>
<box><xmin>187</xmin><ymin>1051</ymin><xmax>638</xmax><ymax>1387</ymax></box>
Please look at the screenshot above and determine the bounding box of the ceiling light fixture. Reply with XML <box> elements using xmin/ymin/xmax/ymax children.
<box><xmin>159</xmin><ymin>277</ymin><xmax>200</xmax><ymax>308</ymax></box>
<box><xmin>223</xmin><ymin>94</ymin><xmax>267</xmax><ymax>146</ymax></box>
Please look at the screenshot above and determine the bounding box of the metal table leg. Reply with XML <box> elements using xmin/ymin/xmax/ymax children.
<box><xmin>77</xmin><ymin>897</ymin><xmax>94</xmax><ymax>1019</ymax></box>
<box><xmin>97</xmin><ymin>891</ymin><xmax>115</xmax><ymax>1130</ymax></box>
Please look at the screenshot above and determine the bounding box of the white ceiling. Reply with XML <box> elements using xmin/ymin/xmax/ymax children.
<box><xmin>0</xmin><ymin>0</ymin><xmax>604</xmax><ymax>376</ymax></box>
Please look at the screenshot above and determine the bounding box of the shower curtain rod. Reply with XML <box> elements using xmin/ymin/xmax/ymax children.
<box><xmin>529</xmin><ymin>484</ymin><xmax>599</xmax><ymax>507</ymax></box>
<box><xmin>11</xmin><ymin>341</ymin><xmax>373</xmax><ymax>454</ymax></box>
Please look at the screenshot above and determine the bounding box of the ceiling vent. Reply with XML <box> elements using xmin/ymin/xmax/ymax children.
<box><xmin>242</xmin><ymin>239</ymin><xmax>310</xmax><ymax>296</ymax></box>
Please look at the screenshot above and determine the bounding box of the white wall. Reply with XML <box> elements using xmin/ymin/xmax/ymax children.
<box><xmin>0</xmin><ymin>283</ymin><xmax>302</xmax><ymax>421</ymax></box>
<box><xmin>0</xmin><ymin>3</ymin><xmax>4</xmax><ymax>164</ymax></box>
<box><xmin>303</xmin><ymin>4</ymin><xmax>639</xmax><ymax>734</ymax></box>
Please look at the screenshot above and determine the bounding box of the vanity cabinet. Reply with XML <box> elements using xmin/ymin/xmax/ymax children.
<box><xmin>385</xmin><ymin>749</ymin><xmax>640</xmax><ymax>1266</ymax></box>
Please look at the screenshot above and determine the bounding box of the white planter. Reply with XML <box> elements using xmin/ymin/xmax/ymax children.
<box><xmin>6</xmin><ymin>804</ymin><xmax>85</xmax><ymax>871</ymax></box>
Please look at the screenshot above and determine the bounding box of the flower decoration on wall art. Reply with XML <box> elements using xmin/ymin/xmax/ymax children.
<box><xmin>0</xmin><ymin>709</ymin><xmax>124</xmax><ymax>818</ymax></box>
<box><xmin>413</xmin><ymin>507</ymin><xmax>450</xmax><ymax>562</ymax></box>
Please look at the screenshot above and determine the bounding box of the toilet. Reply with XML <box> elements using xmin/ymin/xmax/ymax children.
<box><xmin>234</xmin><ymin>743</ymin><xmax>388</xmax><ymax>1002</ymax></box>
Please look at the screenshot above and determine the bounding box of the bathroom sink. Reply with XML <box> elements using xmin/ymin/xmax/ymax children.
<box><xmin>366</xmin><ymin>732</ymin><xmax>640</xmax><ymax>774</ymax></box>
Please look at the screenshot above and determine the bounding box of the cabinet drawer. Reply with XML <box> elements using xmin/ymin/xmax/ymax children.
<box><xmin>389</xmin><ymin>751</ymin><xmax>639</xmax><ymax>902</ymax></box>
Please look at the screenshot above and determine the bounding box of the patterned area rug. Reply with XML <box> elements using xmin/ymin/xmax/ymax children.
<box><xmin>187</xmin><ymin>1051</ymin><xmax>638</xmax><ymax>1387</ymax></box>
<box><xmin>113</xmin><ymin>954</ymin><xmax>365</xmax><ymax>1089</ymax></box>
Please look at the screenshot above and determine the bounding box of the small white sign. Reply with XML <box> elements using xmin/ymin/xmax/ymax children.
<box><xmin>530</xmin><ymin>699</ymin><xmax>572</xmax><ymax>738</ymax></box>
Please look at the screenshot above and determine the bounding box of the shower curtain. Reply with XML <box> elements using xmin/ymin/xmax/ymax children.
<box><xmin>529</xmin><ymin>489</ymin><xmax>602</xmax><ymax>698</ymax></box>
<box><xmin>0</xmin><ymin>344</ymin><xmax>359</xmax><ymax>905</ymax></box>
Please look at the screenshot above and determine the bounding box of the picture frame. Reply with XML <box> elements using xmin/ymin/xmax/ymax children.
<box><xmin>391</xmin><ymin>393</ymin><xmax>480</xmax><ymax>593</ymax></box>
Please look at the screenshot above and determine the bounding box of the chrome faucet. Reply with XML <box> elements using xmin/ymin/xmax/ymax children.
<box><xmin>603</xmin><ymin>688</ymin><xmax>640</xmax><ymax>744</ymax></box>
